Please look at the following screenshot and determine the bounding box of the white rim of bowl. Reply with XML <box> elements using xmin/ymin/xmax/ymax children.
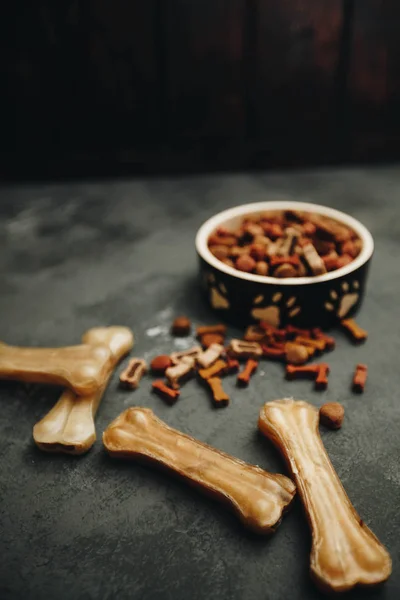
<box><xmin>195</xmin><ymin>201</ymin><xmax>374</xmax><ymax>286</ymax></box>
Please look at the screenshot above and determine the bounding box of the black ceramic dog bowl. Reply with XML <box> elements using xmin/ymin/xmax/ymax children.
<box><xmin>195</xmin><ymin>201</ymin><xmax>374</xmax><ymax>329</ymax></box>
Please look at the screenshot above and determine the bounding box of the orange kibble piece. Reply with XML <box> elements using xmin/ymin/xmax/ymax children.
<box><xmin>236</xmin><ymin>254</ymin><xmax>256</xmax><ymax>273</ymax></box>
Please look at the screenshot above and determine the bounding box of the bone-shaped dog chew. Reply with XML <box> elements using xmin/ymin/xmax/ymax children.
<box><xmin>0</xmin><ymin>341</ymin><xmax>111</xmax><ymax>395</ymax></box>
<box><xmin>103</xmin><ymin>407</ymin><xmax>296</xmax><ymax>534</ymax></box>
<box><xmin>33</xmin><ymin>327</ymin><xmax>134</xmax><ymax>454</ymax></box>
<box><xmin>258</xmin><ymin>399</ymin><xmax>391</xmax><ymax>592</ymax></box>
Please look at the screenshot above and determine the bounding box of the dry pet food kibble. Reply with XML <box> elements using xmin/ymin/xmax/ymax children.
<box><xmin>165</xmin><ymin>356</ymin><xmax>195</xmax><ymax>389</ymax></box>
<box><xmin>197</xmin><ymin>343</ymin><xmax>225</xmax><ymax>368</ymax></box>
<box><xmin>319</xmin><ymin>402</ymin><xmax>345</xmax><ymax>430</ymax></box>
<box><xmin>200</xmin><ymin>333</ymin><xmax>225</xmax><ymax>348</ymax></box>
<box><xmin>237</xmin><ymin>359</ymin><xmax>258</xmax><ymax>387</ymax></box>
<box><xmin>152</xmin><ymin>380</ymin><xmax>180</xmax><ymax>404</ymax></box>
<box><xmin>207</xmin><ymin>209</ymin><xmax>362</xmax><ymax>278</ymax></box>
<box><xmin>341</xmin><ymin>319</ymin><xmax>368</xmax><ymax>343</ymax></box>
<box><xmin>207</xmin><ymin>377</ymin><xmax>230</xmax><ymax>407</ymax></box>
<box><xmin>227</xmin><ymin>339</ymin><xmax>263</xmax><ymax>360</ymax></box>
<box><xmin>119</xmin><ymin>358</ymin><xmax>147</xmax><ymax>389</ymax></box>
<box><xmin>171</xmin><ymin>316</ymin><xmax>192</xmax><ymax>336</ymax></box>
<box><xmin>150</xmin><ymin>355</ymin><xmax>173</xmax><ymax>374</ymax></box>
<box><xmin>352</xmin><ymin>364</ymin><xmax>368</xmax><ymax>393</ymax></box>
<box><xmin>170</xmin><ymin>346</ymin><xmax>202</xmax><ymax>365</ymax></box>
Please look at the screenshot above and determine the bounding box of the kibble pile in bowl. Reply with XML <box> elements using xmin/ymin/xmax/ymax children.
<box><xmin>207</xmin><ymin>209</ymin><xmax>362</xmax><ymax>279</ymax></box>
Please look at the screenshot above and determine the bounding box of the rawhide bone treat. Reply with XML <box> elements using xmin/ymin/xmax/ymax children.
<box><xmin>103</xmin><ymin>407</ymin><xmax>296</xmax><ymax>533</ymax></box>
<box><xmin>197</xmin><ymin>343</ymin><xmax>225</xmax><ymax>368</ymax></box>
<box><xmin>152</xmin><ymin>380</ymin><xmax>180</xmax><ymax>404</ymax></box>
<box><xmin>33</xmin><ymin>327</ymin><xmax>134</xmax><ymax>455</ymax></box>
<box><xmin>0</xmin><ymin>341</ymin><xmax>112</xmax><ymax>396</ymax></box>
<box><xmin>227</xmin><ymin>339</ymin><xmax>263</xmax><ymax>360</ymax></box>
<box><xmin>352</xmin><ymin>364</ymin><xmax>368</xmax><ymax>393</ymax></box>
<box><xmin>119</xmin><ymin>358</ymin><xmax>147</xmax><ymax>389</ymax></box>
<box><xmin>207</xmin><ymin>210</ymin><xmax>361</xmax><ymax>278</ymax></box>
<box><xmin>341</xmin><ymin>319</ymin><xmax>368</xmax><ymax>343</ymax></box>
<box><xmin>170</xmin><ymin>345</ymin><xmax>202</xmax><ymax>365</ymax></box>
<box><xmin>258</xmin><ymin>399</ymin><xmax>391</xmax><ymax>592</ymax></box>
<box><xmin>207</xmin><ymin>377</ymin><xmax>230</xmax><ymax>407</ymax></box>
<box><xmin>237</xmin><ymin>359</ymin><xmax>258</xmax><ymax>387</ymax></box>
<box><xmin>165</xmin><ymin>356</ymin><xmax>195</xmax><ymax>389</ymax></box>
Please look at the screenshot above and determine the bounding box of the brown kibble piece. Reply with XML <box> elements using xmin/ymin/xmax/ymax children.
<box><xmin>196</xmin><ymin>324</ymin><xmax>227</xmax><ymax>337</ymax></box>
<box><xmin>341</xmin><ymin>319</ymin><xmax>367</xmax><ymax>343</ymax></box>
<box><xmin>336</xmin><ymin>254</ymin><xmax>353</xmax><ymax>269</ymax></box>
<box><xmin>237</xmin><ymin>359</ymin><xmax>258</xmax><ymax>387</ymax></box>
<box><xmin>352</xmin><ymin>364</ymin><xmax>368</xmax><ymax>393</ymax></box>
<box><xmin>229</xmin><ymin>245</ymin><xmax>250</xmax><ymax>258</ymax></box>
<box><xmin>207</xmin><ymin>377</ymin><xmax>230</xmax><ymax>407</ymax></box>
<box><xmin>171</xmin><ymin>316</ymin><xmax>192</xmax><ymax>336</ymax></box>
<box><xmin>244</xmin><ymin>223</ymin><xmax>264</xmax><ymax>239</ymax></box>
<box><xmin>285</xmin><ymin>343</ymin><xmax>309</xmax><ymax>365</ymax></box>
<box><xmin>250</xmin><ymin>244</ymin><xmax>267</xmax><ymax>261</ymax></box>
<box><xmin>255</xmin><ymin>261</ymin><xmax>269</xmax><ymax>276</ymax></box>
<box><xmin>150</xmin><ymin>355</ymin><xmax>173</xmax><ymax>374</ymax></box>
<box><xmin>119</xmin><ymin>358</ymin><xmax>147</xmax><ymax>389</ymax></box>
<box><xmin>270</xmin><ymin>254</ymin><xmax>300</xmax><ymax>268</ymax></box>
<box><xmin>152</xmin><ymin>380</ymin><xmax>180</xmax><ymax>404</ymax></box>
<box><xmin>200</xmin><ymin>333</ymin><xmax>225</xmax><ymax>348</ymax></box>
<box><xmin>236</xmin><ymin>254</ymin><xmax>256</xmax><ymax>273</ymax></box>
<box><xmin>273</xmin><ymin>263</ymin><xmax>298</xmax><ymax>278</ymax></box>
<box><xmin>313</xmin><ymin>239</ymin><xmax>335</xmax><ymax>256</ymax></box>
<box><xmin>322</xmin><ymin>251</ymin><xmax>339</xmax><ymax>271</ymax></box>
<box><xmin>208</xmin><ymin>234</ymin><xmax>237</xmax><ymax>247</ymax></box>
<box><xmin>209</xmin><ymin>245</ymin><xmax>230</xmax><ymax>260</ymax></box>
<box><xmin>303</xmin><ymin>221</ymin><xmax>316</xmax><ymax>236</ymax></box>
<box><xmin>320</xmin><ymin>402</ymin><xmax>344</xmax><ymax>429</ymax></box>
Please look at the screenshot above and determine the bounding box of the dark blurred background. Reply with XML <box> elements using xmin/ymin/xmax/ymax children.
<box><xmin>2</xmin><ymin>0</ymin><xmax>400</xmax><ymax>179</ymax></box>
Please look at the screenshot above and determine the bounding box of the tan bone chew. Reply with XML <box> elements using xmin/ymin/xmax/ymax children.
<box><xmin>170</xmin><ymin>345</ymin><xmax>202</xmax><ymax>365</ymax></box>
<box><xmin>33</xmin><ymin>327</ymin><xmax>134</xmax><ymax>455</ymax></box>
<box><xmin>165</xmin><ymin>356</ymin><xmax>195</xmax><ymax>389</ymax></box>
<box><xmin>0</xmin><ymin>341</ymin><xmax>112</xmax><ymax>396</ymax></box>
<box><xmin>258</xmin><ymin>398</ymin><xmax>391</xmax><ymax>592</ymax></box>
<box><xmin>119</xmin><ymin>358</ymin><xmax>147</xmax><ymax>389</ymax></box>
<box><xmin>303</xmin><ymin>243</ymin><xmax>327</xmax><ymax>275</ymax></box>
<box><xmin>197</xmin><ymin>343</ymin><xmax>225</xmax><ymax>368</ymax></box>
<box><xmin>227</xmin><ymin>339</ymin><xmax>263</xmax><ymax>360</ymax></box>
<box><xmin>103</xmin><ymin>407</ymin><xmax>296</xmax><ymax>533</ymax></box>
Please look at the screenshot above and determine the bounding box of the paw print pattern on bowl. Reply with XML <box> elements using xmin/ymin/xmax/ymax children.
<box><xmin>325</xmin><ymin>281</ymin><xmax>360</xmax><ymax>319</ymax></box>
<box><xmin>251</xmin><ymin>292</ymin><xmax>301</xmax><ymax>327</ymax></box>
<box><xmin>208</xmin><ymin>274</ymin><xmax>230</xmax><ymax>310</ymax></box>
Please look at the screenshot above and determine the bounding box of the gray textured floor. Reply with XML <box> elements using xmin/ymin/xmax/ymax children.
<box><xmin>1</xmin><ymin>166</ymin><xmax>399</xmax><ymax>600</ymax></box>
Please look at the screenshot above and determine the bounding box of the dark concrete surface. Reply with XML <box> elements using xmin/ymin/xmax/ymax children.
<box><xmin>0</xmin><ymin>167</ymin><xmax>399</xmax><ymax>600</ymax></box>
